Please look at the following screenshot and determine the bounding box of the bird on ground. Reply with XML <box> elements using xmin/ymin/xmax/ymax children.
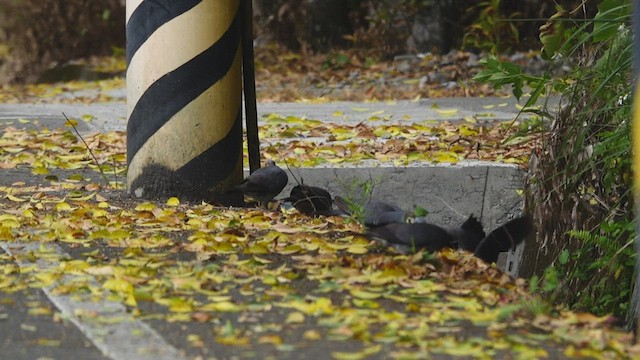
<box><xmin>474</xmin><ymin>216</ymin><xmax>533</xmax><ymax>263</ymax></box>
<box><xmin>235</xmin><ymin>160</ymin><xmax>288</xmax><ymax>207</ymax></box>
<box><xmin>285</xmin><ymin>184</ymin><xmax>338</xmax><ymax>216</ymax></box>
<box><xmin>446</xmin><ymin>215</ymin><xmax>486</xmax><ymax>251</ymax></box>
<box><xmin>334</xmin><ymin>196</ymin><xmax>413</xmax><ymax>227</ymax></box>
<box><xmin>366</xmin><ymin>215</ymin><xmax>532</xmax><ymax>263</ymax></box>
<box><xmin>366</xmin><ymin>221</ymin><xmax>453</xmax><ymax>253</ymax></box>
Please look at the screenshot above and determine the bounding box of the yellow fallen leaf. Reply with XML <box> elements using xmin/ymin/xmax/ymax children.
<box><xmin>64</xmin><ymin>119</ymin><xmax>78</xmax><ymax>127</ymax></box>
<box><xmin>135</xmin><ymin>202</ymin><xmax>156</xmax><ymax>211</ymax></box>
<box><xmin>434</xmin><ymin>151</ymin><xmax>459</xmax><ymax>163</ymax></box>
<box><xmin>216</xmin><ymin>335</ymin><xmax>250</xmax><ymax>346</ymax></box>
<box><xmin>31</xmin><ymin>166</ymin><xmax>48</xmax><ymax>175</ymax></box>
<box><xmin>97</xmin><ymin>201</ymin><xmax>110</xmax><ymax>209</ymax></box>
<box><xmin>70</xmin><ymin>192</ymin><xmax>96</xmax><ymax>201</ymax></box>
<box><xmin>258</xmin><ymin>335</ymin><xmax>282</xmax><ymax>345</ymax></box>
<box><xmin>350</xmin><ymin>290</ymin><xmax>382</xmax><ymax>300</ymax></box>
<box><xmin>28</xmin><ymin>307</ymin><xmax>52</xmax><ymax>316</ymax></box>
<box><xmin>0</xmin><ymin>214</ymin><xmax>20</xmax><ymax>228</ymax></box>
<box><xmin>303</xmin><ymin>330</ymin><xmax>322</xmax><ymax>340</ymax></box>
<box><xmin>81</xmin><ymin>114</ymin><xmax>95</xmax><ymax>122</ymax></box>
<box><xmin>199</xmin><ymin>301</ymin><xmax>240</xmax><ymax>312</ymax></box>
<box><xmin>435</xmin><ymin>108</ymin><xmax>459</xmax><ymax>116</ymax></box>
<box><xmin>166</xmin><ymin>197</ymin><xmax>180</xmax><ymax>206</ymax></box>
<box><xmin>346</xmin><ymin>245</ymin><xmax>369</xmax><ymax>254</ymax></box>
<box><xmin>285</xmin><ymin>312</ymin><xmax>305</xmax><ymax>324</ymax></box>
<box><xmin>279</xmin><ymin>245</ymin><xmax>302</xmax><ymax>255</ymax></box>
<box><xmin>103</xmin><ymin>278</ymin><xmax>134</xmax><ymax>295</ymax></box>
<box><xmin>353</xmin><ymin>299</ymin><xmax>380</xmax><ymax>309</ymax></box>
<box><xmin>164</xmin><ymin>297</ymin><xmax>194</xmax><ymax>313</ymax></box>
<box><xmin>54</xmin><ymin>202</ymin><xmax>73</xmax><ymax>211</ymax></box>
<box><xmin>6</xmin><ymin>194</ymin><xmax>27</xmax><ymax>202</ymax></box>
<box><xmin>84</xmin><ymin>265</ymin><xmax>114</xmax><ymax>276</ymax></box>
<box><xmin>332</xmin><ymin>345</ymin><xmax>382</xmax><ymax>360</ymax></box>
<box><xmin>246</xmin><ymin>244</ymin><xmax>269</xmax><ymax>254</ymax></box>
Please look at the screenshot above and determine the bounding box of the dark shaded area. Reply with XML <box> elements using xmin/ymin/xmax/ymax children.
<box><xmin>130</xmin><ymin>164</ymin><xmax>245</xmax><ymax>206</ymax></box>
<box><xmin>0</xmin><ymin>168</ymin><xmax>112</xmax><ymax>188</ymax></box>
<box><xmin>37</xmin><ymin>64</ymin><xmax>122</xmax><ymax>83</ymax></box>
<box><xmin>252</xmin><ymin>0</ymin><xmax>594</xmax><ymax>56</ymax></box>
<box><xmin>0</xmin><ymin>165</ymin><xmax>244</xmax><ymax>207</ymax></box>
<box><xmin>0</xmin><ymin>0</ymin><xmax>597</xmax><ymax>84</ymax></box>
<box><xmin>0</xmin><ymin>0</ymin><xmax>125</xmax><ymax>84</ymax></box>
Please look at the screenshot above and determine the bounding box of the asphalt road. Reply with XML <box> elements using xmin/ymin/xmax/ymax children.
<box><xmin>0</xmin><ymin>93</ymin><xmax>555</xmax><ymax>134</ymax></box>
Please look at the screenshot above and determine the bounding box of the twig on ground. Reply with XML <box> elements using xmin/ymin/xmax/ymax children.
<box><xmin>62</xmin><ymin>112</ymin><xmax>109</xmax><ymax>187</ymax></box>
<box><xmin>112</xmin><ymin>154</ymin><xmax>119</xmax><ymax>189</ymax></box>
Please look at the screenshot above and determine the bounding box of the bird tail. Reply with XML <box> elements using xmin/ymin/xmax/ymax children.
<box><xmin>474</xmin><ymin>215</ymin><xmax>533</xmax><ymax>263</ymax></box>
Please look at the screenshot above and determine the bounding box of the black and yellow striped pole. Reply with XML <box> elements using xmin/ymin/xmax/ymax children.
<box><xmin>126</xmin><ymin>0</ymin><xmax>243</xmax><ymax>202</ymax></box>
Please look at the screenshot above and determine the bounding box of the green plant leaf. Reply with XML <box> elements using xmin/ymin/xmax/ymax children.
<box><xmin>593</xmin><ymin>0</ymin><xmax>630</xmax><ymax>43</ymax></box>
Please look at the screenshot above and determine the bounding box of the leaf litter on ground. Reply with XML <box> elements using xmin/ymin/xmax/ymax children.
<box><xmin>0</xmin><ymin>123</ymin><xmax>638</xmax><ymax>358</ymax></box>
<box><xmin>0</xmin><ymin>47</ymin><xmax>550</xmax><ymax>104</ymax></box>
<box><xmin>0</xmin><ymin>49</ymin><xmax>636</xmax><ymax>358</ymax></box>
<box><xmin>0</xmin><ymin>112</ymin><xmax>536</xmax><ymax>174</ymax></box>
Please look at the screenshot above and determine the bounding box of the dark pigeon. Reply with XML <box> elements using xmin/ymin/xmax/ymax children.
<box><xmin>236</xmin><ymin>160</ymin><xmax>288</xmax><ymax>206</ymax></box>
<box><xmin>366</xmin><ymin>215</ymin><xmax>532</xmax><ymax>263</ymax></box>
<box><xmin>446</xmin><ymin>215</ymin><xmax>486</xmax><ymax>251</ymax></box>
<box><xmin>474</xmin><ymin>216</ymin><xmax>533</xmax><ymax>263</ymax></box>
<box><xmin>334</xmin><ymin>196</ymin><xmax>411</xmax><ymax>227</ymax></box>
<box><xmin>366</xmin><ymin>222</ymin><xmax>454</xmax><ymax>253</ymax></box>
<box><xmin>285</xmin><ymin>184</ymin><xmax>337</xmax><ymax>216</ymax></box>
<box><xmin>366</xmin><ymin>215</ymin><xmax>483</xmax><ymax>253</ymax></box>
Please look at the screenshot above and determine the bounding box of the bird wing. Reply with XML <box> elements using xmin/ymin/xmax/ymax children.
<box><xmin>237</xmin><ymin>166</ymin><xmax>287</xmax><ymax>196</ymax></box>
<box><xmin>286</xmin><ymin>185</ymin><xmax>333</xmax><ymax>216</ymax></box>
<box><xmin>474</xmin><ymin>216</ymin><xmax>533</xmax><ymax>263</ymax></box>
<box><xmin>367</xmin><ymin>223</ymin><xmax>453</xmax><ymax>253</ymax></box>
<box><xmin>365</xmin><ymin>210</ymin><xmax>408</xmax><ymax>227</ymax></box>
<box><xmin>364</xmin><ymin>200</ymin><xmax>407</xmax><ymax>226</ymax></box>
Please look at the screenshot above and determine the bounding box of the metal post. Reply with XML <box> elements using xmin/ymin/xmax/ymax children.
<box><xmin>126</xmin><ymin>0</ymin><xmax>243</xmax><ymax>202</ymax></box>
<box><xmin>241</xmin><ymin>0</ymin><xmax>261</xmax><ymax>174</ymax></box>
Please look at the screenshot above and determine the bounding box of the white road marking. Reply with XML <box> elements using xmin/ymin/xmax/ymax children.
<box><xmin>1</xmin><ymin>242</ymin><xmax>187</xmax><ymax>360</ymax></box>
